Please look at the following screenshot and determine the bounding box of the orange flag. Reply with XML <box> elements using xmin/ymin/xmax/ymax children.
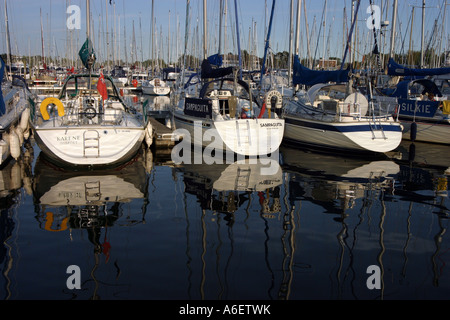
<box><xmin>97</xmin><ymin>71</ymin><xmax>108</xmax><ymax>101</ymax></box>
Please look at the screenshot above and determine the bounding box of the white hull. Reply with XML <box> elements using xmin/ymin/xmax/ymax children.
<box><xmin>142</xmin><ymin>85</ymin><xmax>171</xmax><ymax>96</ymax></box>
<box><xmin>173</xmin><ymin>112</ymin><xmax>284</xmax><ymax>156</ymax></box>
<box><xmin>33</xmin><ymin>124</ymin><xmax>145</xmax><ymax>166</ymax></box>
<box><xmin>284</xmin><ymin>115</ymin><xmax>403</xmax><ymax>153</ymax></box>
<box><xmin>399</xmin><ymin>117</ymin><xmax>450</xmax><ymax>144</ymax></box>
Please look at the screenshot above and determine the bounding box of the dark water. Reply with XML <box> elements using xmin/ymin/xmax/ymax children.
<box><xmin>0</xmin><ymin>96</ymin><xmax>449</xmax><ymax>301</ymax></box>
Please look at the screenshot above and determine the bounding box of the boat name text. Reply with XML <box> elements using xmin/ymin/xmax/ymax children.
<box><xmin>259</xmin><ymin>122</ymin><xmax>283</xmax><ymax>128</ymax></box>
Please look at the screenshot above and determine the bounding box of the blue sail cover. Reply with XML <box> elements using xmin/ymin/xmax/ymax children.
<box><xmin>387</xmin><ymin>58</ymin><xmax>450</xmax><ymax>77</ymax></box>
<box><xmin>200</xmin><ymin>59</ymin><xmax>233</xmax><ymax>79</ymax></box>
<box><xmin>207</xmin><ymin>54</ymin><xmax>223</xmax><ymax>67</ymax></box>
<box><xmin>292</xmin><ymin>55</ymin><xmax>349</xmax><ymax>86</ymax></box>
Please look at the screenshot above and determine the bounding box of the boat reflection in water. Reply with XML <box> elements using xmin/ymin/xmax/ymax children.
<box><xmin>178</xmin><ymin>154</ymin><xmax>283</xmax><ymax>217</ymax></box>
<box><xmin>280</xmin><ymin>143</ymin><xmax>449</xmax><ymax>299</ymax></box>
<box><xmin>281</xmin><ymin>144</ymin><xmax>399</xmax><ymax>217</ymax></box>
<box><xmin>173</xmin><ymin>155</ymin><xmax>285</xmax><ymax>299</ymax></box>
<box><xmin>32</xmin><ymin>148</ymin><xmax>151</xmax><ymax>299</ymax></box>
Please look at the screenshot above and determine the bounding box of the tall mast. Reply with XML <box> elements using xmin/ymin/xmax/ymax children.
<box><xmin>389</xmin><ymin>0</ymin><xmax>398</xmax><ymax>60</ymax></box>
<box><xmin>234</xmin><ymin>0</ymin><xmax>242</xmax><ymax>79</ymax></box>
<box><xmin>294</xmin><ymin>0</ymin><xmax>302</xmax><ymax>56</ymax></box>
<box><xmin>288</xmin><ymin>0</ymin><xmax>294</xmax><ymax>84</ymax></box>
<box><xmin>86</xmin><ymin>0</ymin><xmax>90</xmax><ymax>39</ymax></box>
<box><xmin>4</xmin><ymin>0</ymin><xmax>12</xmax><ymax>72</ymax></box>
<box><xmin>260</xmin><ymin>0</ymin><xmax>276</xmax><ymax>87</ymax></box>
<box><xmin>203</xmin><ymin>0</ymin><xmax>207</xmax><ymax>60</ymax></box>
<box><xmin>420</xmin><ymin>0</ymin><xmax>425</xmax><ymax>67</ymax></box>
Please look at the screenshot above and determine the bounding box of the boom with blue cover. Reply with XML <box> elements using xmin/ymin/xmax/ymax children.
<box><xmin>293</xmin><ymin>55</ymin><xmax>349</xmax><ymax>86</ymax></box>
<box><xmin>387</xmin><ymin>58</ymin><xmax>450</xmax><ymax>77</ymax></box>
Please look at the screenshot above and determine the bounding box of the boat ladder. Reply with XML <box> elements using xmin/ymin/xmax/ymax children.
<box><xmin>234</xmin><ymin>166</ymin><xmax>251</xmax><ymax>190</ymax></box>
<box><xmin>83</xmin><ymin>130</ymin><xmax>100</xmax><ymax>157</ymax></box>
<box><xmin>368</xmin><ymin>117</ymin><xmax>387</xmax><ymax>140</ymax></box>
<box><xmin>236</xmin><ymin>120</ymin><xmax>252</xmax><ymax>147</ymax></box>
<box><xmin>85</xmin><ymin>180</ymin><xmax>101</xmax><ymax>202</ymax></box>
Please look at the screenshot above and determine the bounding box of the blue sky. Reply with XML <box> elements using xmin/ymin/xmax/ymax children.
<box><xmin>1</xmin><ymin>0</ymin><xmax>448</xmax><ymax>65</ymax></box>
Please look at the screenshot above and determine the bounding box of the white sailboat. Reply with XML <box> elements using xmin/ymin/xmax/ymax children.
<box><xmin>29</xmin><ymin>0</ymin><xmax>151</xmax><ymax>168</ymax></box>
<box><xmin>141</xmin><ymin>77</ymin><xmax>171</xmax><ymax>96</ymax></box>
<box><xmin>283</xmin><ymin>63</ymin><xmax>403</xmax><ymax>154</ymax></box>
<box><xmin>172</xmin><ymin>0</ymin><xmax>284</xmax><ymax>157</ymax></box>
<box><xmin>141</xmin><ymin>0</ymin><xmax>171</xmax><ymax>97</ymax></box>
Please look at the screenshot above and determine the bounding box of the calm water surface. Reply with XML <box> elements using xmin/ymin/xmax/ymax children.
<box><xmin>0</xmin><ymin>96</ymin><xmax>449</xmax><ymax>301</ymax></box>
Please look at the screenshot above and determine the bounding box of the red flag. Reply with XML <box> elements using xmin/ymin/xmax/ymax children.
<box><xmin>97</xmin><ymin>71</ymin><xmax>108</xmax><ymax>101</ymax></box>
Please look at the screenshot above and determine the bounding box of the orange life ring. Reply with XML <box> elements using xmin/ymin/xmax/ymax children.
<box><xmin>40</xmin><ymin>97</ymin><xmax>65</xmax><ymax>120</ymax></box>
<box><xmin>44</xmin><ymin>212</ymin><xmax>69</xmax><ymax>232</ymax></box>
<box><xmin>132</xmin><ymin>79</ymin><xmax>138</xmax><ymax>87</ymax></box>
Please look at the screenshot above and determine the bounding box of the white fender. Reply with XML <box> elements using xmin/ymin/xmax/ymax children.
<box><xmin>10</xmin><ymin>162</ymin><xmax>22</xmax><ymax>190</ymax></box>
<box><xmin>23</xmin><ymin>127</ymin><xmax>30</xmax><ymax>140</ymax></box>
<box><xmin>145</xmin><ymin>122</ymin><xmax>153</xmax><ymax>147</ymax></box>
<box><xmin>20</xmin><ymin>108</ymin><xmax>30</xmax><ymax>131</ymax></box>
<box><xmin>9</xmin><ymin>130</ymin><xmax>21</xmax><ymax>160</ymax></box>
<box><xmin>145</xmin><ymin>149</ymin><xmax>154</xmax><ymax>174</ymax></box>
<box><xmin>15</xmin><ymin>126</ymin><xmax>24</xmax><ymax>145</ymax></box>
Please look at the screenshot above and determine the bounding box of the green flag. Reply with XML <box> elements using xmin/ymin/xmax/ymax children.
<box><xmin>78</xmin><ymin>38</ymin><xmax>96</xmax><ymax>69</ymax></box>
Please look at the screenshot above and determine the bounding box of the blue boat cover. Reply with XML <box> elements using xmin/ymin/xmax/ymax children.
<box><xmin>207</xmin><ymin>54</ymin><xmax>223</xmax><ymax>67</ymax></box>
<box><xmin>387</xmin><ymin>58</ymin><xmax>450</xmax><ymax>77</ymax></box>
<box><xmin>292</xmin><ymin>55</ymin><xmax>349</xmax><ymax>86</ymax></box>
<box><xmin>390</xmin><ymin>79</ymin><xmax>442</xmax><ymax>99</ymax></box>
<box><xmin>201</xmin><ymin>59</ymin><xmax>233</xmax><ymax>79</ymax></box>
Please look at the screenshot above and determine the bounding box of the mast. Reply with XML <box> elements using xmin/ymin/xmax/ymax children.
<box><xmin>181</xmin><ymin>0</ymin><xmax>190</xmax><ymax>87</ymax></box>
<box><xmin>218</xmin><ymin>0</ymin><xmax>223</xmax><ymax>56</ymax></box>
<box><xmin>234</xmin><ymin>0</ymin><xmax>243</xmax><ymax>80</ymax></box>
<box><xmin>389</xmin><ymin>0</ymin><xmax>398</xmax><ymax>60</ymax></box>
<box><xmin>151</xmin><ymin>0</ymin><xmax>154</xmax><ymax>76</ymax></box>
<box><xmin>105</xmin><ymin>0</ymin><xmax>109</xmax><ymax>72</ymax></box>
<box><xmin>260</xmin><ymin>0</ymin><xmax>276</xmax><ymax>87</ymax></box>
<box><xmin>340</xmin><ymin>0</ymin><xmax>361</xmax><ymax>70</ymax></box>
<box><xmin>420</xmin><ymin>0</ymin><xmax>425</xmax><ymax>67</ymax></box>
<box><xmin>40</xmin><ymin>7</ymin><xmax>45</xmax><ymax>71</ymax></box>
<box><xmin>322</xmin><ymin>0</ymin><xmax>327</xmax><ymax>69</ymax></box>
<box><xmin>303</xmin><ymin>0</ymin><xmax>312</xmax><ymax>68</ymax></box>
<box><xmin>288</xmin><ymin>0</ymin><xmax>294</xmax><ymax>84</ymax></box>
<box><xmin>203</xmin><ymin>0</ymin><xmax>207</xmax><ymax>60</ymax></box>
<box><xmin>294</xmin><ymin>0</ymin><xmax>301</xmax><ymax>56</ymax></box>
<box><xmin>4</xmin><ymin>0</ymin><xmax>12</xmax><ymax>74</ymax></box>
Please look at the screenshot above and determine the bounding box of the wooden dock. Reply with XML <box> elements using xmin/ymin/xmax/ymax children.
<box><xmin>148</xmin><ymin>117</ymin><xmax>179</xmax><ymax>148</ymax></box>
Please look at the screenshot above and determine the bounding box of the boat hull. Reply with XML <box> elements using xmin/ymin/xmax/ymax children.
<box><xmin>397</xmin><ymin>116</ymin><xmax>450</xmax><ymax>145</ymax></box>
<box><xmin>283</xmin><ymin>115</ymin><xmax>403</xmax><ymax>153</ymax></box>
<box><xmin>173</xmin><ymin>112</ymin><xmax>284</xmax><ymax>156</ymax></box>
<box><xmin>141</xmin><ymin>85</ymin><xmax>171</xmax><ymax>96</ymax></box>
<box><xmin>33</xmin><ymin>125</ymin><xmax>145</xmax><ymax>167</ymax></box>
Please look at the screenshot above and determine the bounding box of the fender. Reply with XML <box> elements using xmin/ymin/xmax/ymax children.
<box><xmin>40</xmin><ymin>97</ymin><xmax>65</xmax><ymax>120</ymax></box>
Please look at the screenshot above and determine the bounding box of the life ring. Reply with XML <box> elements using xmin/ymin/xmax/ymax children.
<box><xmin>44</xmin><ymin>212</ymin><xmax>68</xmax><ymax>232</ymax></box>
<box><xmin>132</xmin><ymin>79</ymin><xmax>138</xmax><ymax>87</ymax></box>
<box><xmin>258</xmin><ymin>90</ymin><xmax>283</xmax><ymax>119</ymax></box>
<box><xmin>83</xmin><ymin>106</ymin><xmax>97</xmax><ymax>119</ymax></box>
<box><xmin>40</xmin><ymin>97</ymin><xmax>65</xmax><ymax>120</ymax></box>
<box><xmin>264</xmin><ymin>90</ymin><xmax>283</xmax><ymax>109</ymax></box>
